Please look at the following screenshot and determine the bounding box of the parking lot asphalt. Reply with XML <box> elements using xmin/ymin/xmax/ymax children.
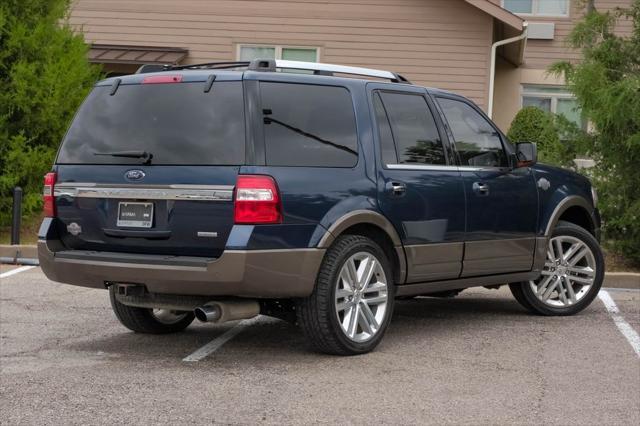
<box><xmin>1</xmin><ymin>267</ymin><xmax>639</xmax><ymax>425</ymax></box>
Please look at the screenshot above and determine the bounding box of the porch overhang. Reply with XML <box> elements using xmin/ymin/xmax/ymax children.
<box><xmin>464</xmin><ymin>0</ymin><xmax>524</xmax><ymax>32</ymax></box>
<box><xmin>88</xmin><ymin>44</ymin><xmax>188</xmax><ymax>75</ymax></box>
<box><xmin>88</xmin><ymin>44</ymin><xmax>188</xmax><ymax>65</ymax></box>
<box><xmin>465</xmin><ymin>0</ymin><xmax>527</xmax><ymax>66</ymax></box>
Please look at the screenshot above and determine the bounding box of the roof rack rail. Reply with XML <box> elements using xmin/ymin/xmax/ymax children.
<box><xmin>246</xmin><ymin>59</ymin><xmax>411</xmax><ymax>83</ymax></box>
<box><xmin>137</xmin><ymin>58</ymin><xmax>411</xmax><ymax>83</ymax></box>
<box><xmin>167</xmin><ymin>61</ymin><xmax>251</xmax><ymax>71</ymax></box>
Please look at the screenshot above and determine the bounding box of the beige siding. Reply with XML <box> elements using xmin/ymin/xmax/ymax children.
<box><xmin>595</xmin><ymin>0</ymin><xmax>635</xmax><ymax>35</ymax></box>
<box><xmin>524</xmin><ymin>0</ymin><xmax>633</xmax><ymax>69</ymax></box>
<box><xmin>490</xmin><ymin>0</ymin><xmax>634</xmax><ymax>69</ymax></box>
<box><xmin>492</xmin><ymin>58</ymin><xmax>521</xmax><ymax>132</ymax></box>
<box><xmin>491</xmin><ymin>0</ymin><xmax>633</xmax><ymax>131</ymax></box>
<box><xmin>70</xmin><ymin>0</ymin><xmax>494</xmax><ymax>108</ymax></box>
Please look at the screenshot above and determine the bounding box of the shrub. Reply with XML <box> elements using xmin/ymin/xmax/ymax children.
<box><xmin>506</xmin><ymin>106</ymin><xmax>577</xmax><ymax>168</ymax></box>
<box><xmin>0</xmin><ymin>0</ymin><xmax>102</xmax><ymax>226</ymax></box>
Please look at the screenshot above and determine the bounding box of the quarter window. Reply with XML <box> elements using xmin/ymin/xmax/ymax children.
<box><xmin>502</xmin><ymin>0</ymin><xmax>569</xmax><ymax>16</ymax></box>
<box><xmin>261</xmin><ymin>82</ymin><xmax>358</xmax><ymax>167</ymax></box>
<box><xmin>375</xmin><ymin>91</ymin><xmax>446</xmax><ymax>165</ymax></box>
<box><xmin>437</xmin><ymin>98</ymin><xmax>508</xmax><ymax>168</ymax></box>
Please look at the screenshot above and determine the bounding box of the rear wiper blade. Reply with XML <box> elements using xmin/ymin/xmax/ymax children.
<box><xmin>94</xmin><ymin>150</ymin><xmax>153</xmax><ymax>164</ymax></box>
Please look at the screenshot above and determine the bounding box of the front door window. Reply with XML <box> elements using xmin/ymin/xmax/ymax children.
<box><xmin>436</xmin><ymin>98</ymin><xmax>508</xmax><ymax>168</ymax></box>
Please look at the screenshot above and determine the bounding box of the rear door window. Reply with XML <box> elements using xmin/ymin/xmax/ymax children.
<box><xmin>260</xmin><ymin>82</ymin><xmax>358</xmax><ymax>167</ymax></box>
<box><xmin>436</xmin><ymin>97</ymin><xmax>508</xmax><ymax>168</ymax></box>
<box><xmin>375</xmin><ymin>91</ymin><xmax>446</xmax><ymax>165</ymax></box>
<box><xmin>57</xmin><ymin>81</ymin><xmax>245</xmax><ymax>165</ymax></box>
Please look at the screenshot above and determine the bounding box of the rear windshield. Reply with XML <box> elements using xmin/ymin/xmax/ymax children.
<box><xmin>57</xmin><ymin>81</ymin><xmax>245</xmax><ymax>165</ymax></box>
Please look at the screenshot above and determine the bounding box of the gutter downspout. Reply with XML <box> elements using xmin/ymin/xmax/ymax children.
<box><xmin>488</xmin><ymin>22</ymin><xmax>528</xmax><ymax>119</ymax></box>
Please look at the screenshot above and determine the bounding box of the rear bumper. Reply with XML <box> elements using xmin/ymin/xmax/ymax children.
<box><xmin>38</xmin><ymin>232</ymin><xmax>324</xmax><ymax>299</ymax></box>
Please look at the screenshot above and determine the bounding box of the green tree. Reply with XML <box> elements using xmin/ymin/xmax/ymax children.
<box><xmin>551</xmin><ymin>1</ymin><xmax>640</xmax><ymax>263</ymax></box>
<box><xmin>0</xmin><ymin>0</ymin><xmax>101</xmax><ymax>225</ymax></box>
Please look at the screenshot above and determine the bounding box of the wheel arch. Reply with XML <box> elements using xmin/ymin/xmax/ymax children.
<box><xmin>317</xmin><ymin>210</ymin><xmax>406</xmax><ymax>284</ymax></box>
<box><xmin>545</xmin><ymin>196</ymin><xmax>596</xmax><ymax>237</ymax></box>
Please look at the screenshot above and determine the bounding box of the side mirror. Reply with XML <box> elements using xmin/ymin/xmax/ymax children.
<box><xmin>515</xmin><ymin>142</ymin><xmax>537</xmax><ymax>168</ymax></box>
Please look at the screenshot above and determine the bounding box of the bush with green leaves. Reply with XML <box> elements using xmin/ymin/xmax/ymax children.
<box><xmin>507</xmin><ymin>106</ymin><xmax>574</xmax><ymax>167</ymax></box>
<box><xmin>0</xmin><ymin>0</ymin><xmax>102</xmax><ymax>226</ymax></box>
<box><xmin>551</xmin><ymin>1</ymin><xmax>640</xmax><ymax>264</ymax></box>
<box><xmin>507</xmin><ymin>106</ymin><xmax>591</xmax><ymax>169</ymax></box>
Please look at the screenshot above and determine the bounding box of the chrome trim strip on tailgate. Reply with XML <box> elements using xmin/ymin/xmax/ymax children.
<box><xmin>54</xmin><ymin>183</ymin><xmax>234</xmax><ymax>201</ymax></box>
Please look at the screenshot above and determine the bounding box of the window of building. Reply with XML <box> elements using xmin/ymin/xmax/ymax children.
<box><xmin>522</xmin><ymin>85</ymin><xmax>584</xmax><ymax>128</ymax></box>
<box><xmin>502</xmin><ymin>0</ymin><xmax>569</xmax><ymax>17</ymax></box>
<box><xmin>261</xmin><ymin>82</ymin><xmax>358</xmax><ymax>167</ymax></box>
<box><xmin>437</xmin><ymin>98</ymin><xmax>508</xmax><ymax>168</ymax></box>
<box><xmin>238</xmin><ymin>45</ymin><xmax>318</xmax><ymax>62</ymax></box>
<box><xmin>374</xmin><ymin>91</ymin><xmax>446</xmax><ymax>166</ymax></box>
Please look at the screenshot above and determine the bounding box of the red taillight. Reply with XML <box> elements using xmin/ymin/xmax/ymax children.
<box><xmin>234</xmin><ymin>175</ymin><xmax>282</xmax><ymax>224</ymax></box>
<box><xmin>142</xmin><ymin>75</ymin><xmax>183</xmax><ymax>84</ymax></box>
<box><xmin>43</xmin><ymin>172</ymin><xmax>57</xmax><ymax>217</ymax></box>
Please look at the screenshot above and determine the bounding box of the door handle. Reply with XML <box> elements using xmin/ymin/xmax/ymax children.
<box><xmin>472</xmin><ymin>182</ymin><xmax>490</xmax><ymax>196</ymax></box>
<box><xmin>386</xmin><ymin>181</ymin><xmax>406</xmax><ymax>196</ymax></box>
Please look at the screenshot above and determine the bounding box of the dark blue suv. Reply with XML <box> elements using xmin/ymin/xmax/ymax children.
<box><xmin>39</xmin><ymin>59</ymin><xmax>604</xmax><ymax>355</ymax></box>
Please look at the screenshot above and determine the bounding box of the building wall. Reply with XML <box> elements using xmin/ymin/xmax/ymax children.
<box><xmin>69</xmin><ymin>0</ymin><xmax>495</xmax><ymax>108</ymax></box>
<box><xmin>493</xmin><ymin>64</ymin><xmax>566</xmax><ymax>132</ymax></box>
<box><xmin>491</xmin><ymin>0</ymin><xmax>634</xmax><ymax>131</ymax></box>
<box><xmin>492</xmin><ymin>58</ymin><xmax>521</xmax><ymax>132</ymax></box>
<box><xmin>488</xmin><ymin>0</ymin><xmax>632</xmax><ymax>68</ymax></box>
<box><xmin>520</xmin><ymin>0</ymin><xmax>633</xmax><ymax>69</ymax></box>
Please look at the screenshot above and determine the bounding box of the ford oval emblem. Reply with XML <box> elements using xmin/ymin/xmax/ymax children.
<box><xmin>125</xmin><ymin>169</ymin><xmax>145</xmax><ymax>181</ymax></box>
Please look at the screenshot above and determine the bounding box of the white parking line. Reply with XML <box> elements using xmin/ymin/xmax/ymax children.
<box><xmin>183</xmin><ymin>316</ymin><xmax>262</xmax><ymax>362</ymax></box>
<box><xmin>0</xmin><ymin>265</ymin><xmax>36</xmax><ymax>279</ymax></box>
<box><xmin>598</xmin><ymin>290</ymin><xmax>640</xmax><ymax>358</ymax></box>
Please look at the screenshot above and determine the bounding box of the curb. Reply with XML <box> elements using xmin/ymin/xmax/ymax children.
<box><xmin>604</xmin><ymin>272</ymin><xmax>640</xmax><ymax>290</ymax></box>
<box><xmin>1</xmin><ymin>244</ymin><xmax>638</xmax><ymax>289</ymax></box>
<box><xmin>0</xmin><ymin>244</ymin><xmax>37</xmax><ymax>260</ymax></box>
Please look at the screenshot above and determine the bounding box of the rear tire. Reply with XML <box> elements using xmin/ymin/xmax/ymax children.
<box><xmin>109</xmin><ymin>286</ymin><xmax>195</xmax><ymax>333</ymax></box>
<box><xmin>297</xmin><ymin>235</ymin><xmax>395</xmax><ymax>355</ymax></box>
<box><xmin>509</xmin><ymin>221</ymin><xmax>604</xmax><ymax>316</ymax></box>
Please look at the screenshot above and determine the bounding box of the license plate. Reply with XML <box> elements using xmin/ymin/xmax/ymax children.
<box><xmin>117</xmin><ymin>202</ymin><xmax>153</xmax><ymax>228</ymax></box>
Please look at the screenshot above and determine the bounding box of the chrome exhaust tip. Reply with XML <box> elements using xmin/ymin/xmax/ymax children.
<box><xmin>194</xmin><ymin>304</ymin><xmax>222</xmax><ymax>322</ymax></box>
<box><xmin>194</xmin><ymin>300</ymin><xmax>260</xmax><ymax>323</ymax></box>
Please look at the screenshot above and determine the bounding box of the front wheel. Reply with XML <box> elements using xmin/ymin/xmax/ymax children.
<box><xmin>297</xmin><ymin>235</ymin><xmax>395</xmax><ymax>355</ymax></box>
<box><xmin>509</xmin><ymin>221</ymin><xmax>604</xmax><ymax>316</ymax></box>
<box><xmin>109</xmin><ymin>286</ymin><xmax>195</xmax><ymax>333</ymax></box>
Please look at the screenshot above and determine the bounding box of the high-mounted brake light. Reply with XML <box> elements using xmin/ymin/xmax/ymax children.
<box><xmin>234</xmin><ymin>175</ymin><xmax>282</xmax><ymax>224</ymax></box>
<box><xmin>142</xmin><ymin>75</ymin><xmax>183</xmax><ymax>84</ymax></box>
<box><xmin>43</xmin><ymin>172</ymin><xmax>57</xmax><ymax>217</ymax></box>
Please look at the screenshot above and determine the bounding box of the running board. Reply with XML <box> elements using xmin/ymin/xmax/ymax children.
<box><xmin>396</xmin><ymin>271</ymin><xmax>540</xmax><ymax>297</ymax></box>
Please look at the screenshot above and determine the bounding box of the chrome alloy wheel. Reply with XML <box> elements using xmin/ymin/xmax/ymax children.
<box><xmin>530</xmin><ymin>235</ymin><xmax>597</xmax><ymax>308</ymax></box>
<box><xmin>335</xmin><ymin>252</ymin><xmax>389</xmax><ymax>343</ymax></box>
<box><xmin>152</xmin><ymin>309</ymin><xmax>190</xmax><ymax>325</ymax></box>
